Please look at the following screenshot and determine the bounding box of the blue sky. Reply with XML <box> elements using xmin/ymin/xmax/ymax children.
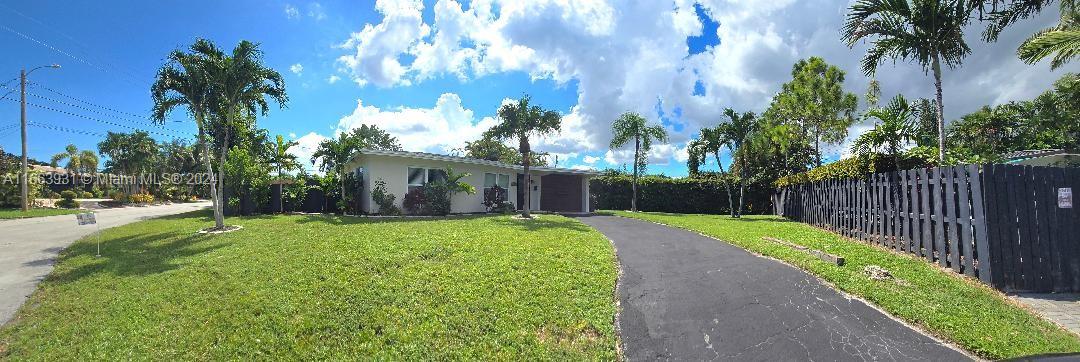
<box><xmin>1</xmin><ymin>1</ymin><xmax>1075</xmax><ymax>176</ymax></box>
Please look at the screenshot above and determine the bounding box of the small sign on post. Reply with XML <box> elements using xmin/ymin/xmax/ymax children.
<box><xmin>76</xmin><ymin>212</ymin><xmax>102</xmax><ymax>257</ymax></box>
<box><xmin>1060</xmin><ymin>188</ymin><xmax>1073</xmax><ymax>209</ymax></box>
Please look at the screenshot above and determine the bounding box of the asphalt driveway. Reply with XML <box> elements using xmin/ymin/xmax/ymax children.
<box><xmin>575</xmin><ymin>214</ymin><xmax>969</xmax><ymax>361</ymax></box>
<box><xmin>0</xmin><ymin>202</ymin><xmax>210</xmax><ymax>324</ymax></box>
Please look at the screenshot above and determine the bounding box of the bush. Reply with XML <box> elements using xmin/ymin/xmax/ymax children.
<box><xmin>371</xmin><ymin>179</ymin><xmax>401</xmax><ymax>215</ymax></box>
<box><xmin>55</xmin><ymin>190</ymin><xmax>79</xmax><ymax>209</ymax></box>
<box><xmin>403</xmin><ymin>187</ymin><xmax>426</xmax><ymax>215</ymax></box>
<box><xmin>482</xmin><ymin>186</ymin><xmax>513</xmax><ymax>214</ymax></box>
<box><xmin>590</xmin><ymin>172</ymin><xmax>773</xmax><ymax>215</ymax></box>
<box><xmin>423</xmin><ymin>182</ymin><xmax>452</xmax><ymax>216</ymax></box>
<box><xmin>110</xmin><ymin>191</ymin><xmax>129</xmax><ymax>203</ymax></box>
<box><xmin>774</xmin><ymin>152</ymin><xmax>935</xmax><ymax>188</ymax></box>
<box><xmin>130</xmin><ymin>193</ymin><xmax>154</xmax><ymax>204</ymax></box>
<box><xmin>79</xmin><ymin>191</ymin><xmax>94</xmax><ymax>199</ymax></box>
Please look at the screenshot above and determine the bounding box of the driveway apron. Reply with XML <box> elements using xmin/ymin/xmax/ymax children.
<box><xmin>575</xmin><ymin>215</ymin><xmax>968</xmax><ymax>361</ymax></box>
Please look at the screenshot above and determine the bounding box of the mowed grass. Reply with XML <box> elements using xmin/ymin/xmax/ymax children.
<box><xmin>0</xmin><ymin>208</ymin><xmax>80</xmax><ymax>220</ymax></box>
<box><xmin>0</xmin><ymin>212</ymin><xmax>618</xmax><ymax>360</ymax></box>
<box><xmin>611</xmin><ymin>211</ymin><xmax>1080</xmax><ymax>360</ymax></box>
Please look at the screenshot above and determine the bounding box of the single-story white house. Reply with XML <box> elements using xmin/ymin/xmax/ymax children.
<box><xmin>344</xmin><ymin>149</ymin><xmax>600</xmax><ymax>214</ymax></box>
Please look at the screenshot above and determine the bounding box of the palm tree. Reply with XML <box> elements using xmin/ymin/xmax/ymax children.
<box><xmin>718</xmin><ymin>109</ymin><xmax>759</xmax><ymax>218</ymax></box>
<box><xmin>1018</xmin><ymin>3</ymin><xmax>1078</xmax><ymax>68</ymax></box>
<box><xmin>843</xmin><ymin>0</ymin><xmax>973</xmax><ymax>163</ymax></box>
<box><xmin>268</xmin><ymin>135</ymin><xmax>300</xmax><ymax>178</ymax></box>
<box><xmin>152</xmin><ymin>38</ymin><xmax>227</xmax><ymax>229</ymax></box>
<box><xmin>853</xmin><ymin>95</ymin><xmax>920</xmax><ymax>171</ymax></box>
<box><xmin>208</xmin><ymin>40</ymin><xmax>288</xmax><ymax>221</ymax></box>
<box><xmin>312</xmin><ymin>133</ymin><xmax>357</xmax><ymax>213</ymax></box>
<box><xmin>609</xmin><ymin>112</ymin><xmax>667</xmax><ymax>212</ymax></box>
<box><xmin>484</xmin><ymin>95</ymin><xmax>562</xmax><ymax>218</ymax></box>
<box><xmin>50</xmin><ymin>144</ymin><xmax>97</xmax><ymax>190</ymax></box>
<box><xmin>699</xmin><ymin>126</ymin><xmax>736</xmax><ymax>217</ymax></box>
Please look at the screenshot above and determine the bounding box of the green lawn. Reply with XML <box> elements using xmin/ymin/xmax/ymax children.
<box><xmin>0</xmin><ymin>208</ymin><xmax>80</xmax><ymax>220</ymax></box>
<box><xmin>610</xmin><ymin>211</ymin><xmax>1080</xmax><ymax>359</ymax></box>
<box><xmin>0</xmin><ymin>212</ymin><xmax>618</xmax><ymax>360</ymax></box>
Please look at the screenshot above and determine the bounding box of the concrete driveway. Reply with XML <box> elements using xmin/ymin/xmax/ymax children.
<box><xmin>575</xmin><ymin>215</ymin><xmax>969</xmax><ymax>361</ymax></box>
<box><xmin>0</xmin><ymin>202</ymin><xmax>210</xmax><ymax>324</ymax></box>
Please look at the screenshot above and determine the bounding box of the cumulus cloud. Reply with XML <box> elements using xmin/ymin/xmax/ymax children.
<box><xmin>288</xmin><ymin>132</ymin><xmax>328</xmax><ymax>171</ymax></box>
<box><xmin>583</xmin><ymin>155</ymin><xmax>600</xmax><ymax>164</ymax></box>
<box><xmin>336</xmin><ymin>0</ymin><xmax>1076</xmax><ymax>172</ymax></box>
<box><xmin>335</xmin><ymin>93</ymin><xmax>497</xmax><ymax>154</ymax></box>
<box><xmin>290</xmin><ymin>63</ymin><xmax>303</xmax><ymax>76</ymax></box>
<box><xmin>327</xmin><ymin>75</ymin><xmax>341</xmax><ymax>84</ymax></box>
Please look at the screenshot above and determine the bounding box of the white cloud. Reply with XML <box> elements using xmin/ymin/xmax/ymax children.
<box><xmin>288</xmin><ymin>132</ymin><xmax>328</xmax><ymax>172</ymax></box>
<box><xmin>569</xmin><ymin>164</ymin><xmax>597</xmax><ymax>171</ymax></box>
<box><xmin>335</xmin><ymin>0</ymin><xmax>1077</xmax><ymax>171</ymax></box>
<box><xmin>288</xmin><ymin>132</ymin><xmax>297</xmax><ymax>139</ymax></box>
<box><xmin>582</xmin><ymin>155</ymin><xmax>600</xmax><ymax>164</ymax></box>
<box><xmin>284</xmin><ymin>4</ymin><xmax>300</xmax><ymax>19</ymax></box>
<box><xmin>335</xmin><ymin>93</ymin><xmax>497</xmax><ymax>154</ymax></box>
<box><xmin>290</xmin><ymin>63</ymin><xmax>304</xmax><ymax>76</ymax></box>
<box><xmin>327</xmin><ymin>75</ymin><xmax>341</xmax><ymax>84</ymax></box>
<box><xmin>336</xmin><ymin>0</ymin><xmax>430</xmax><ymax>87</ymax></box>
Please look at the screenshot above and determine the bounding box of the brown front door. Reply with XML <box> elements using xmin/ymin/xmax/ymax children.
<box><xmin>540</xmin><ymin>174</ymin><xmax>583</xmax><ymax>212</ymax></box>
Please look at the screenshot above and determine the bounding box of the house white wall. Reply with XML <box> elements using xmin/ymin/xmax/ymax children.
<box><xmin>349</xmin><ymin>154</ymin><xmax>520</xmax><ymax>214</ymax></box>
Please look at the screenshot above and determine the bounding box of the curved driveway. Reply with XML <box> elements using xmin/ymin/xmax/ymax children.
<box><xmin>575</xmin><ymin>215</ymin><xmax>969</xmax><ymax>361</ymax></box>
<box><xmin>0</xmin><ymin>202</ymin><xmax>210</xmax><ymax>324</ymax></box>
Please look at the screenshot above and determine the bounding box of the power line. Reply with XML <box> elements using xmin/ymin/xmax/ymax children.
<box><xmin>1</xmin><ymin>83</ymin><xmax>186</xmax><ymax>133</ymax></box>
<box><xmin>27</xmin><ymin>121</ymin><xmax>107</xmax><ymax>137</ymax></box>
<box><xmin>0</xmin><ymin>23</ymin><xmax>146</xmax><ymax>88</ymax></box>
<box><xmin>0</xmin><ymin>3</ymin><xmax>146</xmax><ymax>86</ymax></box>
<box><xmin>0</xmin><ymin>98</ymin><xmax>186</xmax><ymax>139</ymax></box>
<box><xmin>27</xmin><ymin>81</ymin><xmax>185</xmax><ymax>123</ymax></box>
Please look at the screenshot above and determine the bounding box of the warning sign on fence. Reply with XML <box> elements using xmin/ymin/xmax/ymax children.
<box><xmin>1060</xmin><ymin>188</ymin><xmax>1073</xmax><ymax>209</ymax></box>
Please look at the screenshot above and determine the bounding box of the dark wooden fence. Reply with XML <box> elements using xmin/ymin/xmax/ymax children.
<box><xmin>773</xmin><ymin>164</ymin><xmax>1080</xmax><ymax>293</ymax></box>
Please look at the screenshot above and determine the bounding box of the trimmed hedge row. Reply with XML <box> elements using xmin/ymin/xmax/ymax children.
<box><xmin>774</xmin><ymin>153</ymin><xmax>934</xmax><ymax>188</ymax></box>
<box><xmin>590</xmin><ymin>174</ymin><xmax>772</xmax><ymax>215</ymax></box>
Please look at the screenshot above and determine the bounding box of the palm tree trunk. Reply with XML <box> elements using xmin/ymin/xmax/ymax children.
<box><xmin>737</xmin><ymin>151</ymin><xmax>745</xmax><ymax>218</ymax></box>
<box><xmin>932</xmin><ymin>55</ymin><xmax>946</xmax><ymax>164</ymax></box>
<box><xmin>217</xmin><ymin>126</ymin><xmax>230</xmax><ymax>224</ymax></box>
<box><xmin>632</xmin><ymin>134</ymin><xmax>639</xmax><ymax>212</ymax></box>
<box><xmin>196</xmin><ymin>118</ymin><xmax>224</xmax><ymax>229</ymax></box>
<box><xmin>716</xmin><ymin>152</ymin><xmax>735</xmax><ymax>218</ymax></box>
<box><xmin>521</xmin><ymin>136</ymin><xmax>532</xmax><ymax>218</ymax></box>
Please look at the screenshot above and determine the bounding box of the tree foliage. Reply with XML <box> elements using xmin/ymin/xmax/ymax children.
<box><xmin>766</xmin><ymin>57</ymin><xmax>858</xmax><ymax>166</ymax></box>
<box><xmin>484</xmin><ymin>95</ymin><xmax>562</xmax><ymax>218</ymax></box>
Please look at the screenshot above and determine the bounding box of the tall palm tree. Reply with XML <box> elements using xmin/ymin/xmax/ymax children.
<box><xmin>208</xmin><ymin>40</ymin><xmax>288</xmax><ymax>221</ymax></box>
<box><xmin>484</xmin><ymin>95</ymin><xmax>562</xmax><ymax>218</ymax></box>
<box><xmin>699</xmin><ymin>126</ymin><xmax>736</xmax><ymax>217</ymax></box>
<box><xmin>152</xmin><ymin>38</ymin><xmax>227</xmax><ymax>228</ymax></box>
<box><xmin>719</xmin><ymin>109</ymin><xmax>759</xmax><ymax>218</ymax></box>
<box><xmin>312</xmin><ymin>133</ymin><xmax>356</xmax><ymax>213</ymax></box>
<box><xmin>695</xmin><ymin>126</ymin><xmax>738</xmax><ymax>217</ymax></box>
<box><xmin>1018</xmin><ymin>3</ymin><xmax>1078</xmax><ymax>68</ymax></box>
<box><xmin>50</xmin><ymin>144</ymin><xmax>97</xmax><ymax>190</ymax></box>
<box><xmin>268</xmin><ymin>135</ymin><xmax>300</xmax><ymax>178</ymax></box>
<box><xmin>853</xmin><ymin>95</ymin><xmax>920</xmax><ymax>171</ymax></box>
<box><xmin>609</xmin><ymin>112</ymin><xmax>668</xmax><ymax>213</ymax></box>
<box><xmin>843</xmin><ymin>0</ymin><xmax>973</xmax><ymax>163</ymax></box>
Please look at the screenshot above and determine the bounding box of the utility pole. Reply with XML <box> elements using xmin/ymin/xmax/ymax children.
<box><xmin>19</xmin><ymin>64</ymin><xmax>60</xmax><ymax>212</ymax></box>
<box><xmin>19</xmin><ymin>68</ymin><xmax>27</xmax><ymax>211</ymax></box>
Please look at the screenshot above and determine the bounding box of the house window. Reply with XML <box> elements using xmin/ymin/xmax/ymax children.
<box><xmin>483</xmin><ymin>173</ymin><xmax>511</xmax><ymax>205</ymax></box>
<box><xmin>428</xmin><ymin>169</ymin><xmax>448</xmax><ymax>184</ymax></box>
<box><xmin>408</xmin><ymin>167</ymin><xmax>426</xmax><ymax>193</ymax></box>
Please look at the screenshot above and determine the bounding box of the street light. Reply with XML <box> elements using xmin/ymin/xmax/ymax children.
<box><xmin>20</xmin><ymin>64</ymin><xmax>61</xmax><ymax>212</ymax></box>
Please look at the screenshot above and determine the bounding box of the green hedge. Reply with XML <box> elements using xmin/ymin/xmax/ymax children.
<box><xmin>590</xmin><ymin>173</ymin><xmax>772</xmax><ymax>215</ymax></box>
<box><xmin>774</xmin><ymin>153</ymin><xmax>934</xmax><ymax>188</ymax></box>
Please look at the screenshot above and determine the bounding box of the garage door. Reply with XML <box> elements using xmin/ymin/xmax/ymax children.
<box><xmin>540</xmin><ymin>174</ymin><xmax>583</xmax><ymax>212</ymax></box>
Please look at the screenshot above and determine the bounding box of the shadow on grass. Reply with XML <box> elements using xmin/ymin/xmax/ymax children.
<box><xmin>40</xmin><ymin>230</ymin><xmax>230</xmax><ymax>285</ymax></box>
<box><xmin>488</xmin><ymin>216</ymin><xmax>593</xmax><ymax>233</ymax></box>
<box><xmin>291</xmin><ymin>213</ymin><xmax>493</xmax><ymax>226</ymax></box>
